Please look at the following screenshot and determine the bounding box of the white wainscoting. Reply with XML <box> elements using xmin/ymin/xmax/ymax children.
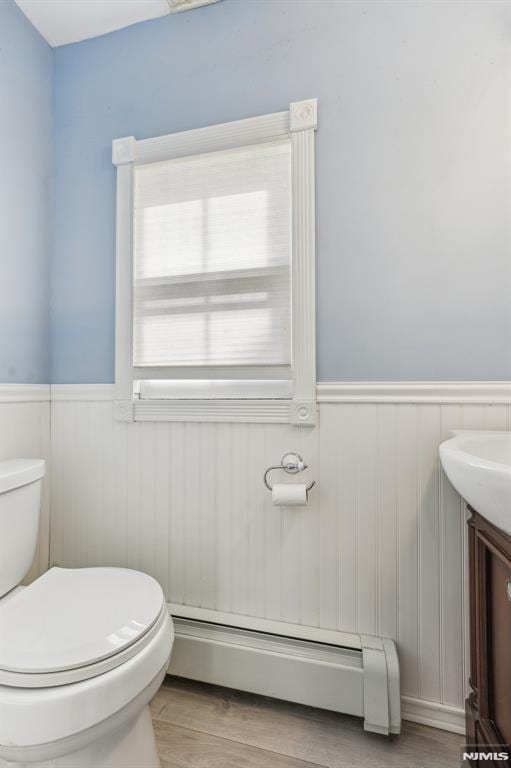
<box><xmin>0</xmin><ymin>385</ymin><xmax>51</xmax><ymax>582</ymax></box>
<box><xmin>49</xmin><ymin>383</ymin><xmax>511</xmax><ymax>732</ymax></box>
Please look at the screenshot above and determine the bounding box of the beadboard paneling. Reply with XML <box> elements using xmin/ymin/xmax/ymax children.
<box><xmin>0</xmin><ymin>394</ymin><xmax>51</xmax><ymax>581</ymax></box>
<box><xmin>50</xmin><ymin>404</ymin><xmax>319</xmax><ymax>624</ymax></box>
<box><xmin>49</xmin><ymin>395</ymin><xmax>510</xmax><ymax>716</ymax></box>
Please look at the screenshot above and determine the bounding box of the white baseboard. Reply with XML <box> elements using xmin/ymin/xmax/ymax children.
<box><xmin>401</xmin><ymin>696</ymin><xmax>465</xmax><ymax>735</ymax></box>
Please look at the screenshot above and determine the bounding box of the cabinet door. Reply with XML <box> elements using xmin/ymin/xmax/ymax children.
<box><xmin>489</xmin><ymin>551</ymin><xmax>511</xmax><ymax>746</ymax></box>
<box><xmin>476</xmin><ymin>530</ymin><xmax>511</xmax><ymax>751</ymax></box>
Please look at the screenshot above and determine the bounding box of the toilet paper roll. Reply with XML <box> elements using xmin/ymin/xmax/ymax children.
<box><xmin>271</xmin><ymin>483</ymin><xmax>308</xmax><ymax>506</ymax></box>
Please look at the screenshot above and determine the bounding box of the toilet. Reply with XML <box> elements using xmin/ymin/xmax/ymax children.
<box><xmin>0</xmin><ymin>459</ymin><xmax>174</xmax><ymax>768</ymax></box>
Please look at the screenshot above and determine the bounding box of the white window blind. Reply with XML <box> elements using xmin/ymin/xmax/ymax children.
<box><xmin>133</xmin><ymin>139</ymin><xmax>292</xmax><ymax>379</ymax></box>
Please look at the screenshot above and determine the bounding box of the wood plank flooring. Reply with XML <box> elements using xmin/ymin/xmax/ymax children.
<box><xmin>151</xmin><ymin>677</ymin><xmax>463</xmax><ymax>768</ymax></box>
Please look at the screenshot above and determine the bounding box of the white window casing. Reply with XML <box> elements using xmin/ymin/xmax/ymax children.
<box><xmin>113</xmin><ymin>99</ymin><xmax>317</xmax><ymax>424</ymax></box>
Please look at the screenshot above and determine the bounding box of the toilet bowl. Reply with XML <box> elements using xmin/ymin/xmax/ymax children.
<box><xmin>0</xmin><ymin>459</ymin><xmax>174</xmax><ymax>767</ymax></box>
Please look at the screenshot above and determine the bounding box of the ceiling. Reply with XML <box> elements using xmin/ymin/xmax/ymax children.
<box><xmin>15</xmin><ymin>0</ymin><xmax>222</xmax><ymax>48</ymax></box>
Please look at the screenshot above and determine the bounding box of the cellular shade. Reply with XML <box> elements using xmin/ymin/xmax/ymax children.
<box><xmin>133</xmin><ymin>139</ymin><xmax>292</xmax><ymax>372</ymax></box>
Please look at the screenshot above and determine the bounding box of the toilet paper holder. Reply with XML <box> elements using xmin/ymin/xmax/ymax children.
<box><xmin>263</xmin><ymin>452</ymin><xmax>315</xmax><ymax>492</ymax></box>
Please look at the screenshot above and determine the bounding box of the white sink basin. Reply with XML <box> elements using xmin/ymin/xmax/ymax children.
<box><xmin>439</xmin><ymin>431</ymin><xmax>511</xmax><ymax>535</ymax></box>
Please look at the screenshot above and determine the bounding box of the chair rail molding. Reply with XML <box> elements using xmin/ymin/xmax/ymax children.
<box><xmin>317</xmin><ymin>381</ymin><xmax>511</xmax><ymax>404</ymax></box>
<box><xmin>49</xmin><ymin>382</ymin><xmax>511</xmax><ymax>406</ymax></box>
<box><xmin>0</xmin><ymin>384</ymin><xmax>51</xmax><ymax>402</ymax></box>
<box><xmin>50</xmin><ymin>384</ymin><xmax>115</xmax><ymax>401</ymax></box>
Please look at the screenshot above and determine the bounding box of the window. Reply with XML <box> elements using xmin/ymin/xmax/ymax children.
<box><xmin>134</xmin><ymin>140</ymin><xmax>291</xmax><ymax>379</ymax></box>
<box><xmin>113</xmin><ymin>99</ymin><xmax>317</xmax><ymax>424</ymax></box>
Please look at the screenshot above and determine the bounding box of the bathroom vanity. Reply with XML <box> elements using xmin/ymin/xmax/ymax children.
<box><xmin>439</xmin><ymin>430</ymin><xmax>511</xmax><ymax>765</ymax></box>
<box><xmin>466</xmin><ymin>508</ymin><xmax>511</xmax><ymax>763</ymax></box>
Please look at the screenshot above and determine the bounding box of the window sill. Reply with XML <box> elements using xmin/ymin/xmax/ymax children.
<box><xmin>114</xmin><ymin>398</ymin><xmax>317</xmax><ymax>425</ymax></box>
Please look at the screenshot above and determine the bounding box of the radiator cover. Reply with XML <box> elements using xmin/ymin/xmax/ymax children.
<box><xmin>168</xmin><ymin>615</ymin><xmax>401</xmax><ymax>736</ymax></box>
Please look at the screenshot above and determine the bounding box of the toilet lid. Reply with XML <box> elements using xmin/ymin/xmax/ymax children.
<box><xmin>0</xmin><ymin>567</ymin><xmax>165</xmax><ymax>673</ymax></box>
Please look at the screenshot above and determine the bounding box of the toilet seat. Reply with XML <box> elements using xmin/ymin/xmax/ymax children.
<box><xmin>0</xmin><ymin>604</ymin><xmax>169</xmax><ymax>688</ymax></box>
<box><xmin>0</xmin><ymin>566</ymin><xmax>166</xmax><ymax>687</ymax></box>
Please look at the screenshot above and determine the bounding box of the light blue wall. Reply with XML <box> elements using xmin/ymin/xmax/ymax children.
<box><xmin>52</xmin><ymin>0</ymin><xmax>510</xmax><ymax>383</ymax></box>
<box><xmin>0</xmin><ymin>0</ymin><xmax>52</xmax><ymax>383</ymax></box>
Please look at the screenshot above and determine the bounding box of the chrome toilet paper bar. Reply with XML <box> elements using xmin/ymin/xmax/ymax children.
<box><xmin>263</xmin><ymin>452</ymin><xmax>315</xmax><ymax>492</ymax></box>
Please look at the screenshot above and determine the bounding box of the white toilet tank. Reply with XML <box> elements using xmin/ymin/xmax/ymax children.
<box><xmin>0</xmin><ymin>459</ymin><xmax>45</xmax><ymax>598</ymax></box>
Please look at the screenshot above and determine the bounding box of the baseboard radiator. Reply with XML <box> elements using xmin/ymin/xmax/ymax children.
<box><xmin>167</xmin><ymin>615</ymin><xmax>401</xmax><ymax>736</ymax></box>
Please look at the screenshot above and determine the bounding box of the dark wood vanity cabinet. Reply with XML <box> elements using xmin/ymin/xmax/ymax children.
<box><xmin>466</xmin><ymin>508</ymin><xmax>511</xmax><ymax>765</ymax></box>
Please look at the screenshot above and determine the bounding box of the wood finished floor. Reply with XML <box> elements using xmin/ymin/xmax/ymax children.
<box><xmin>151</xmin><ymin>677</ymin><xmax>463</xmax><ymax>768</ymax></box>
